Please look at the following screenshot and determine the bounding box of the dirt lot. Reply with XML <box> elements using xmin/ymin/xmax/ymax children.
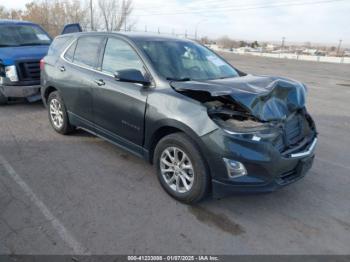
<box><xmin>1</xmin><ymin>54</ymin><xmax>350</xmax><ymax>255</ymax></box>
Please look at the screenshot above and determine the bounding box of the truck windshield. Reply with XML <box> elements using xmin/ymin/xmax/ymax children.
<box><xmin>0</xmin><ymin>24</ymin><xmax>51</xmax><ymax>47</ymax></box>
<box><xmin>136</xmin><ymin>40</ymin><xmax>239</xmax><ymax>81</ymax></box>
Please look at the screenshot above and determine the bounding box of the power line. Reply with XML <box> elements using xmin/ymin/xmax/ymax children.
<box><xmin>130</xmin><ymin>0</ymin><xmax>345</xmax><ymax>17</ymax></box>
<box><xmin>107</xmin><ymin>0</ymin><xmax>337</xmax><ymax>14</ymax></box>
<box><xmin>130</xmin><ymin>0</ymin><xmax>300</xmax><ymax>12</ymax></box>
<box><xmin>130</xmin><ymin>0</ymin><xmax>293</xmax><ymax>18</ymax></box>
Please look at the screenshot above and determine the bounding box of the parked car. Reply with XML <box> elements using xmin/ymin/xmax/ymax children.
<box><xmin>0</xmin><ymin>20</ymin><xmax>81</xmax><ymax>105</ymax></box>
<box><xmin>41</xmin><ymin>32</ymin><xmax>317</xmax><ymax>203</ymax></box>
<box><xmin>0</xmin><ymin>19</ymin><xmax>52</xmax><ymax>104</ymax></box>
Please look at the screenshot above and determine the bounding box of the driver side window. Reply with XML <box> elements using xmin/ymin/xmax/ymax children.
<box><xmin>102</xmin><ymin>38</ymin><xmax>144</xmax><ymax>75</ymax></box>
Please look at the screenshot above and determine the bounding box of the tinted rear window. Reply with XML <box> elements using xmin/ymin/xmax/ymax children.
<box><xmin>48</xmin><ymin>36</ymin><xmax>72</xmax><ymax>56</ymax></box>
<box><xmin>73</xmin><ymin>36</ymin><xmax>104</xmax><ymax>68</ymax></box>
<box><xmin>64</xmin><ymin>40</ymin><xmax>77</xmax><ymax>62</ymax></box>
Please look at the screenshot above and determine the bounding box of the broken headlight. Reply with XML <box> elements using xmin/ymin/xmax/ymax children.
<box><xmin>219</xmin><ymin>119</ymin><xmax>280</xmax><ymax>141</ymax></box>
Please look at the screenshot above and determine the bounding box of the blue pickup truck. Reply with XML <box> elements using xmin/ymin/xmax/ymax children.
<box><xmin>0</xmin><ymin>19</ymin><xmax>52</xmax><ymax>104</ymax></box>
<box><xmin>0</xmin><ymin>20</ymin><xmax>81</xmax><ymax>105</ymax></box>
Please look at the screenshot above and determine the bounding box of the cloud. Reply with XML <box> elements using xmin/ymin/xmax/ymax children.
<box><xmin>131</xmin><ymin>0</ymin><xmax>350</xmax><ymax>44</ymax></box>
<box><xmin>4</xmin><ymin>0</ymin><xmax>350</xmax><ymax>44</ymax></box>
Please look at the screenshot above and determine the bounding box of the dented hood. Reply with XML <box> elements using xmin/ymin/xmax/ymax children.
<box><xmin>171</xmin><ymin>75</ymin><xmax>307</xmax><ymax>121</ymax></box>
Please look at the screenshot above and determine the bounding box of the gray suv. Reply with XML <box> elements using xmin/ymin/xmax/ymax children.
<box><xmin>41</xmin><ymin>32</ymin><xmax>317</xmax><ymax>203</ymax></box>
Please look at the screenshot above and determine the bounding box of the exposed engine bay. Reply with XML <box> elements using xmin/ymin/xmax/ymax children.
<box><xmin>170</xmin><ymin>75</ymin><xmax>317</xmax><ymax>153</ymax></box>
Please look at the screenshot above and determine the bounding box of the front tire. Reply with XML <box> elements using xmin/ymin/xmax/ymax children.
<box><xmin>154</xmin><ymin>133</ymin><xmax>210</xmax><ymax>204</ymax></box>
<box><xmin>47</xmin><ymin>91</ymin><xmax>73</xmax><ymax>134</ymax></box>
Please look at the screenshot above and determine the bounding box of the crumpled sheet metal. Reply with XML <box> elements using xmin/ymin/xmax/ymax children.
<box><xmin>171</xmin><ymin>75</ymin><xmax>307</xmax><ymax>121</ymax></box>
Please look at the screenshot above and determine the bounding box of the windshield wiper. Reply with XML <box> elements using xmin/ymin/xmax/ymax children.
<box><xmin>166</xmin><ymin>77</ymin><xmax>192</xmax><ymax>82</ymax></box>
<box><xmin>0</xmin><ymin>44</ymin><xmax>19</xmax><ymax>47</ymax></box>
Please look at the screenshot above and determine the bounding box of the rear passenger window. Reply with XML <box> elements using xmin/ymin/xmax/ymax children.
<box><xmin>102</xmin><ymin>38</ymin><xmax>144</xmax><ymax>74</ymax></box>
<box><xmin>73</xmin><ymin>36</ymin><xmax>104</xmax><ymax>68</ymax></box>
<box><xmin>48</xmin><ymin>36</ymin><xmax>72</xmax><ymax>56</ymax></box>
<box><xmin>64</xmin><ymin>40</ymin><xmax>77</xmax><ymax>62</ymax></box>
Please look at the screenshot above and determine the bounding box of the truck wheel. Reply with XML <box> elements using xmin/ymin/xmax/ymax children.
<box><xmin>47</xmin><ymin>91</ymin><xmax>74</xmax><ymax>134</ymax></box>
<box><xmin>0</xmin><ymin>92</ymin><xmax>8</xmax><ymax>105</ymax></box>
<box><xmin>153</xmin><ymin>133</ymin><xmax>210</xmax><ymax>204</ymax></box>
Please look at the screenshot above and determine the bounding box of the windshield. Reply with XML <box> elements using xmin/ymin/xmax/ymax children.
<box><xmin>136</xmin><ymin>40</ymin><xmax>239</xmax><ymax>81</ymax></box>
<box><xmin>0</xmin><ymin>24</ymin><xmax>51</xmax><ymax>47</ymax></box>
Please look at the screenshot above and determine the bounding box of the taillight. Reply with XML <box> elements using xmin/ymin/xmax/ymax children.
<box><xmin>40</xmin><ymin>59</ymin><xmax>45</xmax><ymax>70</ymax></box>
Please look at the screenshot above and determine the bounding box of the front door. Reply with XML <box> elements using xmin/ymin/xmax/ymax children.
<box><xmin>92</xmin><ymin>37</ymin><xmax>149</xmax><ymax>151</ymax></box>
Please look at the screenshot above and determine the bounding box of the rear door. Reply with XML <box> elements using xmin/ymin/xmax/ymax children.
<box><xmin>92</xmin><ymin>37</ymin><xmax>149</xmax><ymax>150</ymax></box>
<box><xmin>57</xmin><ymin>35</ymin><xmax>105</xmax><ymax>126</ymax></box>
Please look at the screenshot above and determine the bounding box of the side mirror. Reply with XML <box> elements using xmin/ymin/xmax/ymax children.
<box><xmin>114</xmin><ymin>69</ymin><xmax>151</xmax><ymax>86</ymax></box>
<box><xmin>61</xmin><ymin>23</ymin><xmax>82</xmax><ymax>35</ymax></box>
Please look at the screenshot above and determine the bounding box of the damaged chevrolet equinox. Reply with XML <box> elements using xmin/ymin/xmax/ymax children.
<box><xmin>41</xmin><ymin>32</ymin><xmax>317</xmax><ymax>203</ymax></box>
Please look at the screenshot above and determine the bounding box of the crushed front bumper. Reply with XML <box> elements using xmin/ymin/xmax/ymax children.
<box><xmin>200</xmin><ymin>129</ymin><xmax>317</xmax><ymax>199</ymax></box>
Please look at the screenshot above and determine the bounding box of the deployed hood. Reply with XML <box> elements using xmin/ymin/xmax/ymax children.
<box><xmin>171</xmin><ymin>75</ymin><xmax>307</xmax><ymax>122</ymax></box>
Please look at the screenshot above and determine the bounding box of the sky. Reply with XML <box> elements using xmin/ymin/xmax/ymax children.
<box><xmin>3</xmin><ymin>0</ymin><xmax>350</xmax><ymax>46</ymax></box>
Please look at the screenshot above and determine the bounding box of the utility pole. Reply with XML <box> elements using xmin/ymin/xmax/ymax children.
<box><xmin>281</xmin><ymin>37</ymin><xmax>286</xmax><ymax>53</ymax></box>
<box><xmin>145</xmin><ymin>25</ymin><xmax>147</xmax><ymax>32</ymax></box>
<box><xmin>90</xmin><ymin>0</ymin><xmax>94</xmax><ymax>31</ymax></box>
<box><xmin>337</xmin><ymin>39</ymin><xmax>342</xmax><ymax>56</ymax></box>
<box><xmin>124</xmin><ymin>7</ymin><xmax>127</xmax><ymax>31</ymax></box>
<box><xmin>158</xmin><ymin>27</ymin><xmax>160</xmax><ymax>34</ymax></box>
<box><xmin>185</xmin><ymin>30</ymin><xmax>187</xmax><ymax>38</ymax></box>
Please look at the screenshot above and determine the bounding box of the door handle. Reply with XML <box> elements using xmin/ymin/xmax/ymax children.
<box><xmin>94</xmin><ymin>79</ymin><xmax>105</xmax><ymax>86</ymax></box>
<box><xmin>59</xmin><ymin>66</ymin><xmax>65</xmax><ymax>72</ymax></box>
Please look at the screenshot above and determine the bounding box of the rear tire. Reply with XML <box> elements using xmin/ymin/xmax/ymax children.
<box><xmin>153</xmin><ymin>133</ymin><xmax>210</xmax><ymax>204</ymax></box>
<box><xmin>47</xmin><ymin>91</ymin><xmax>74</xmax><ymax>135</ymax></box>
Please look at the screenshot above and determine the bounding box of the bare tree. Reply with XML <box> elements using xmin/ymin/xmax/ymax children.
<box><xmin>10</xmin><ymin>9</ymin><xmax>23</xmax><ymax>20</ymax></box>
<box><xmin>0</xmin><ymin>5</ymin><xmax>22</xmax><ymax>19</ymax></box>
<box><xmin>200</xmin><ymin>36</ymin><xmax>211</xmax><ymax>45</ymax></box>
<box><xmin>217</xmin><ymin>36</ymin><xmax>239</xmax><ymax>49</ymax></box>
<box><xmin>1</xmin><ymin>0</ymin><xmax>135</xmax><ymax>35</ymax></box>
<box><xmin>0</xmin><ymin>5</ymin><xmax>9</xmax><ymax>18</ymax></box>
<box><xmin>98</xmin><ymin>0</ymin><xmax>133</xmax><ymax>31</ymax></box>
<box><xmin>21</xmin><ymin>0</ymin><xmax>88</xmax><ymax>36</ymax></box>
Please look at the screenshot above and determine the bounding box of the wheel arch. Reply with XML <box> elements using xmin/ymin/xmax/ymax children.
<box><xmin>42</xmin><ymin>86</ymin><xmax>58</xmax><ymax>107</ymax></box>
<box><xmin>145</xmin><ymin>119</ymin><xmax>211</xmax><ymax>168</ymax></box>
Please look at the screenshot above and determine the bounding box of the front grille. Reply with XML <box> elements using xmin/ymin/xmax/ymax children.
<box><xmin>273</xmin><ymin>135</ymin><xmax>285</xmax><ymax>152</ymax></box>
<box><xmin>17</xmin><ymin>60</ymin><xmax>40</xmax><ymax>81</ymax></box>
<box><xmin>284</xmin><ymin>114</ymin><xmax>303</xmax><ymax>146</ymax></box>
<box><xmin>274</xmin><ymin>113</ymin><xmax>306</xmax><ymax>153</ymax></box>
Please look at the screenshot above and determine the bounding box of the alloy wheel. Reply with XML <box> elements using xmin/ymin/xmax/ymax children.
<box><xmin>49</xmin><ymin>98</ymin><xmax>64</xmax><ymax>129</ymax></box>
<box><xmin>160</xmin><ymin>146</ymin><xmax>195</xmax><ymax>193</ymax></box>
